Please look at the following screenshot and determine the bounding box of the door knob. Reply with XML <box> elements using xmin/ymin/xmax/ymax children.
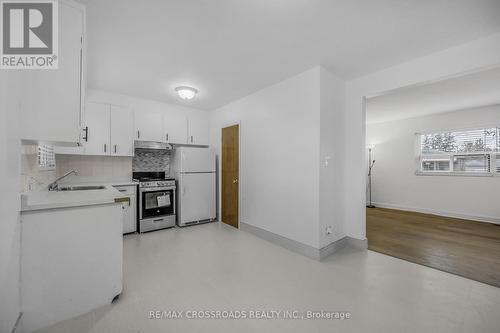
<box><xmin>233</xmin><ymin>178</ymin><xmax>238</xmax><ymax>184</ymax></box>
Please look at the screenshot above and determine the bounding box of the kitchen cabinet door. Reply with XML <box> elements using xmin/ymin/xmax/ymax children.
<box><xmin>122</xmin><ymin>194</ymin><xmax>136</xmax><ymax>233</ymax></box>
<box><xmin>115</xmin><ymin>185</ymin><xmax>137</xmax><ymax>234</ymax></box>
<box><xmin>84</xmin><ymin>103</ymin><xmax>110</xmax><ymax>155</ymax></box>
<box><xmin>187</xmin><ymin>115</ymin><xmax>210</xmax><ymax>146</ymax></box>
<box><xmin>20</xmin><ymin>1</ymin><xmax>84</xmax><ymax>145</ymax></box>
<box><xmin>110</xmin><ymin>106</ymin><xmax>134</xmax><ymax>156</ymax></box>
<box><xmin>134</xmin><ymin>111</ymin><xmax>163</xmax><ymax>142</ymax></box>
<box><xmin>163</xmin><ymin>113</ymin><xmax>187</xmax><ymax>144</ymax></box>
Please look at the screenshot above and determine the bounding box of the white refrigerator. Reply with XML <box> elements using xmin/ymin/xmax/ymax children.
<box><xmin>172</xmin><ymin>147</ymin><xmax>216</xmax><ymax>226</ymax></box>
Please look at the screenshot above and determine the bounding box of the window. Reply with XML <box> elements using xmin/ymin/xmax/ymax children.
<box><xmin>422</xmin><ymin>159</ymin><xmax>450</xmax><ymax>172</ymax></box>
<box><xmin>417</xmin><ymin>127</ymin><xmax>500</xmax><ymax>175</ymax></box>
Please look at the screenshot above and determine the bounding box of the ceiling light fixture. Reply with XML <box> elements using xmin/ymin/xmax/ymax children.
<box><xmin>175</xmin><ymin>86</ymin><xmax>198</xmax><ymax>100</ymax></box>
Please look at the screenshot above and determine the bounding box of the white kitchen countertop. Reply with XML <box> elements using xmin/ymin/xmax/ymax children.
<box><xmin>58</xmin><ymin>176</ymin><xmax>138</xmax><ymax>187</ymax></box>
<box><xmin>20</xmin><ymin>177</ymin><xmax>138</xmax><ymax>212</ymax></box>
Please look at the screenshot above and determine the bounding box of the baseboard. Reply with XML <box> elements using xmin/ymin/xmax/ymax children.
<box><xmin>346</xmin><ymin>237</ymin><xmax>368</xmax><ymax>250</ymax></box>
<box><xmin>319</xmin><ymin>237</ymin><xmax>348</xmax><ymax>260</ymax></box>
<box><xmin>372</xmin><ymin>202</ymin><xmax>500</xmax><ymax>225</ymax></box>
<box><xmin>240</xmin><ymin>222</ymin><xmax>321</xmax><ymax>260</ymax></box>
<box><xmin>240</xmin><ymin>222</ymin><xmax>367</xmax><ymax>261</ymax></box>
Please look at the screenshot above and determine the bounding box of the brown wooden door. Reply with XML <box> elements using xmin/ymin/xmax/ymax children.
<box><xmin>221</xmin><ymin>124</ymin><xmax>239</xmax><ymax>228</ymax></box>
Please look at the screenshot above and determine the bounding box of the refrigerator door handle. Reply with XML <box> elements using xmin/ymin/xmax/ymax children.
<box><xmin>182</xmin><ymin>185</ymin><xmax>186</xmax><ymax>196</ymax></box>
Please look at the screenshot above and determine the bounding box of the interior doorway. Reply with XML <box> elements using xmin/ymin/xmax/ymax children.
<box><xmin>363</xmin><ymin>66</ymin><xmax>500</xmax><ymax>287</ymax></box>
<box><xmin>221</xmin><ymin>124</ymin><xmax>239</xmax><ymax>228</ymax></box>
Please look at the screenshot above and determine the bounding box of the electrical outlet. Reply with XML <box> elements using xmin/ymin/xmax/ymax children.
<box><xmin>326</xmin><ymin>226</ymin><xmax>333</xmax><ymax>235</ymax></box>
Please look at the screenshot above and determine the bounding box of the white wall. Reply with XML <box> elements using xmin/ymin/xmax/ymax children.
<box><xmin>210</xmin><ymin>67</ymin><xmax>322</xmax><ymax>248</ymax></box>
<box><xmin>0</xmin><ymin>71</ymin><xmax>22</xmax><ymax>332</ymax></box>
<box><xmin>367</xmin><ymin>105</ymin><xmax>500</xmax><ymax>223</ymax></box>
<box><xmin>318</xmin><ymin>68</ymin><xmax>346</xmax><ymax>247</ymax></box>
<box><xmin>345</xmin><ymin>32</ymin><xmax>500</xmax><ymax>240</ymax></box>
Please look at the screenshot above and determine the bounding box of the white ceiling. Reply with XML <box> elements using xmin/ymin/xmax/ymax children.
<box><xmin>80</xmin><ymin>0</ymin><xmax>500</xmax><ymax>110</ymax></box>
<box><xmin>366</xmin><ymin>66</ymin><xmax>500</xmax><ymax>124</ymax></box>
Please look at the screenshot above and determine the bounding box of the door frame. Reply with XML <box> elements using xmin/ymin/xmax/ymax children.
<box><xmin>220</xmin><ymin>121</ymin><xmax>241</xmax><ymax>228</ymax></box>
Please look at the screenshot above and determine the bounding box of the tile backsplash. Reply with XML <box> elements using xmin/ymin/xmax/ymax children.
<box><xmin>56</xmin><ymin>154</ymin><xmax>133</xmax><ymax>178</ymax></box>
<box><xmin>21</xmin><ymin>145</ymin><xmax>133</xmax><ymax>191</ymax></box>
<box><xmin>21</xmin><ymin>146</ymin><xmax>172</xmax><ymax>191</ymax></box>
<box><xmin>132</xmin><ymin>149</ymin><xmax>171</xmax><ymax>174</ymax></box>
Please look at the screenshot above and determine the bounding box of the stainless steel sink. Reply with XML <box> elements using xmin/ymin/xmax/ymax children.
<box><xmin>57</xmin><ymin>185</ymin><xmax>106</xmax><ymax>191</ymax></box>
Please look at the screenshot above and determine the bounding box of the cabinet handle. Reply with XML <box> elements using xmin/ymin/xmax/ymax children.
<box><xmin>104</xmin><ymin>144</ymin><xmax>107</xmax><ymax>153</ymax></box>
<box><xmin>166</xmin><ymin>133</ymin><xmax>169</xmax><ymax>142</ymax></box>
<box><xmin>114</xmin><ymin>145</ymin><xmax>117</xmax><ymax>153</ymax></box>
<box><xmin>137</xmin><ymin>130</ymin><xmax>140</xmax><ymax>139</ymax></box>
<box><xmin>190</xmin><ymin>135</ymin><xmax>193</xmax><ymax>143</ymax></box>
<box><xmin>83</xmin><ymin>126</ymin><xmax>88</xmax><ymax>142</ymax></box>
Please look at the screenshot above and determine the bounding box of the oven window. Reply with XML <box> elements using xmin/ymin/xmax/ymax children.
<box><xmin>141</xmin><ymin>190</ymin><xmax>174</xmax><ymax>218</ymax></box>
<box><xmin>145</xmin><ymin>192</ymin><xmax>171</xmax><ymax>209</ymax></box>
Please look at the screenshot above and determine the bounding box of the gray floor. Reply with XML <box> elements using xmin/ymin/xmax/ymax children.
<box><xmin>37</xmin><ymin>222</ymin><xmax>500</xmax><ymax>333</ymax></box>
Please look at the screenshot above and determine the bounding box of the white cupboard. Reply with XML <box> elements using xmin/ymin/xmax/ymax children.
<box><xmin>85</xmin><ymin>103</ymin><xmax>110</xmax><ymax>155</ymax></box>
<box><xmin>163</xmin><ymin>113</ymin><xmax>187</xmax><ymax>144</ymax></box>
<box><xmin>20</xmin><ymin>203</ymin><xmax>122</xmax><ymax>333</ymax></box>
<box><xmin>20</xmin><ymin>1</ymin><xmax>85</xmax><ymax>145</ymax></box>
<box><xmin>110</xmin><ymin>106</ymin><xmax>134</xmax><ymax>156</ymax></box>
<box><xmin>78</xmin><ymin>102</ymin><xmax>134</xmax><ymax>156</ymax></box>
<box><xmin>187</xmin><ymin>115</ymin><xmax>210</xmax><ymax>146</ymax></box>
<box><xmin>114</xmin><ymin>185</ymin><xmax>137</xmax><ymax>234</ymax></box>
<box><xmin>134</xmin><ymin>111</ymin><xmax>163</xmax><ymax>142</ymax></box>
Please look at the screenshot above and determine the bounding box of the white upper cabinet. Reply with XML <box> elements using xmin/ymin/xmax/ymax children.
<box><xmin>85</xmin><ymin>103</ymin><xmax>110</xmax><ymax>155</ymax></box>
<box><xmin>20</xmin><ymin>1</ymin><xmax>85</xmax><ymax>145</ymax></box>
<box><xmin>134</xmin><ymin>111</ymin><xmax>163</xmax><ymax>142</ymax></box>
<box><xmin>110</xmin><ymin>106</ymin><xmax>134</xmax><ymax>156</ymax></box>
<box><xmin>69</xmin><ymin>102</ymin><xmax>134</xmax><ymax>156</ymax></box>
<box><xmin>163</xmin><ymin>112</ymin><xmax>187</xmax><ymax>144</ymax></box>
<box><xmin>187</xmin><ymin>114</ymin><xmax>210</xmax><ymax>146</ymax></box>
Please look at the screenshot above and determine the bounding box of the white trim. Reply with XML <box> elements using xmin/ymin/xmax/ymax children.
<box><xmin>240</xmin><ymin>222</ymin><xmax>367</xmax><ymax>261</ymax></box>
<box><xmin>372</xmin><ymin>202</ymin><xmax>500</xmax><ymax>225</ymax></box>
<box><xmin>415</xmin><ymin>171</ymin><xmax>494</xmax><ymax>177</ymax></box>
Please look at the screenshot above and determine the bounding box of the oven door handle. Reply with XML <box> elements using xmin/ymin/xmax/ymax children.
<box><xmin>140</xmin><ymin>187</ymin><xmax>175</xmax><ymax>193</ymax></box>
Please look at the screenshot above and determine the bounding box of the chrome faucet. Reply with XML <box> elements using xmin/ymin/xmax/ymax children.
<box><xmin>48</xmin><ymin>170</ymin><xmax>78</xmax><ymax>191</ymax></box>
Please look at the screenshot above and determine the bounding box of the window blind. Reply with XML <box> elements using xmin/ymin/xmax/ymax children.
<box><xmin>420</xmin><ymin>127</ymin><xmax>500</xmax><ymax>154</ymax></box>
<box><xmin>418</xmin><ymin>127</ymin><xmax>499</xmax><ymax>175</ymax></box>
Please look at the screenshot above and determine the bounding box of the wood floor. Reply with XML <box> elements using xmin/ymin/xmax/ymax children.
<box><xmin>367</xmin><ymin>208</ymin><xmax>500</xmax><ymax>288</ymax></box>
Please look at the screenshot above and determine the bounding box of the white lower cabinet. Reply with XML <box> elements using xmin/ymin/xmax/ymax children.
<box><xmin>114</xmin><ymin>185</ymin><xmax>137</xmax><ymax>234</ymax></box>
<box><xmin>20</xmin><ymin>203</ymin><xmax>123</xmax><ymax>333</ymax></box>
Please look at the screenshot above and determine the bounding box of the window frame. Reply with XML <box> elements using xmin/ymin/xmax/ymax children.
<box><xmin>415</xmin><ymin>127</ymin><xmax>499</xmax><ymax>177</ymax></box>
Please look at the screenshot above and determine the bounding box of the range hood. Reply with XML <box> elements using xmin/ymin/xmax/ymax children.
<box><xmin>134</xmin><ymin>140</ymin><xmax>172</xmax><ymax>150</ymax></box>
